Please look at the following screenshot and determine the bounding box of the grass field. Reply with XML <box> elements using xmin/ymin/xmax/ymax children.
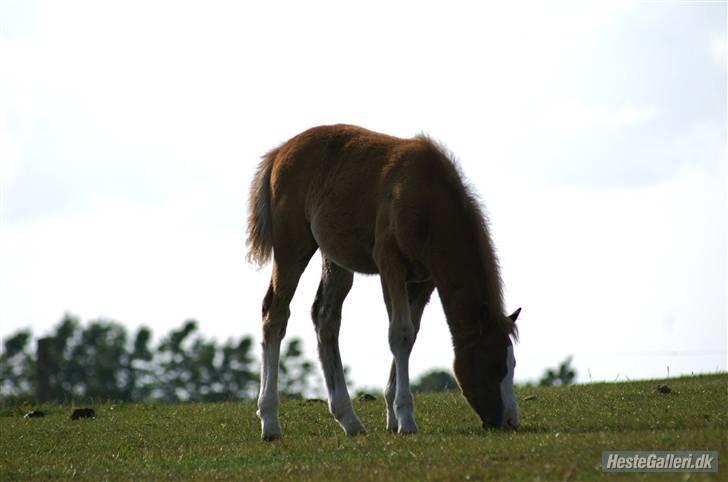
<box><xmin>1</xmin><ymin>374</ymin><xmax>725</xmax><ymax>481</ymax></box>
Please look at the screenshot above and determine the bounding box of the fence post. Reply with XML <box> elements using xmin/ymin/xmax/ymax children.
<box><xmin>36</xmin><ymin>337</ymin><xmax>52</xmax><ymax>402</ymax></box>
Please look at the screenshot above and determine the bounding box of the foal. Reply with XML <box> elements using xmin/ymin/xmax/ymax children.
<box><xmin>247</xmin><ymin>125</ymin><xmax>520</xmax><ymax>440</ymax></box>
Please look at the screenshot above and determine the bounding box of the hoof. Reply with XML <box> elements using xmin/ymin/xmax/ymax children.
<box><xmin>341</xmin><ymin>416</ymin><xmax>367</xmax><ymax>436</ymax></box>
<box><xmin>397</xmin><ymin>416</ymin><xmax>418</xmax><ymax>435</ymax></box>
<box><xmin>261</xmin><ymin>431</ymin><xmax>282</xmax><ymax>442</ymax></box>
<box><xmin>260</xmin><ymin>419</ymin><xmax>282</xmax><ymax>442</ymax></box>
<box><xmin>346</xmin><ymin>426</ymin><xmax>367</xmax><ymax>436</ymax></box>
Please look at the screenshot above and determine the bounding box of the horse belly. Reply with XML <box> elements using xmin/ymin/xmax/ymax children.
<box><xmin>310</xmin><ymin>216</ymin><xmax>379</xmax><ymax>274</ymax></box>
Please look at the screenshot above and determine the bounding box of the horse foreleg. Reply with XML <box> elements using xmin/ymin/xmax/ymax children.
<box><xmin>384</xmin><ymin>280</ymin><xmax>435</xmax><ymax>432</ymax></box>
<box><xmin>377</xmin><ymin>248</ymin><xmax>418</xmax><ymax>434</ymax></box>
<box><xmin>312</xmin><ymin>257</ymin><xmax>365</xmax><ymax>435</ymax></box>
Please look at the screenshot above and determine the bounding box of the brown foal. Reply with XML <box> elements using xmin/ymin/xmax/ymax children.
<box><xmin>247</xmin><ymin>124</ymin><xmax>520</xmax><ymax>440</ymax></box>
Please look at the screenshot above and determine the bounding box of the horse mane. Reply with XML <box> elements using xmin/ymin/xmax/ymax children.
<box><xmin>414</xmin><ymin>135</ymin><xmax>518</xmax><ymax>341</ymax></box>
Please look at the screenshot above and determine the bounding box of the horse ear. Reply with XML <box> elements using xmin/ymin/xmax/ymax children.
<box><xmin>508</xmin><ymin>307</ymin><xmax>521</xmax><ymax>322</ymax></box>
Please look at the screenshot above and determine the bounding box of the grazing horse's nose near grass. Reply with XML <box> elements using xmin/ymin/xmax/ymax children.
<box><xmin>482</xmin><ymin>417</ymin><xmax>519</xmax><ymax>431</ymax></box>
<box><xmin>503</xmin><ymin>407</ymin><xmax>520</xmax><ymax>431</ymax></box>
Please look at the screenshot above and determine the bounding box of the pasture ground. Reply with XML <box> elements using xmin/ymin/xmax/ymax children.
<box><xmin>1</xmin><ymin>373</ymin><xmax>726</xmax><ymax>481</ymax></box>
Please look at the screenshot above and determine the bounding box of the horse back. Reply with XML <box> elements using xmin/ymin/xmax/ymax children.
<box><xmin>268</xmin><ymin>124</ymin><xmax>469</xmax><ymax>277</ymax></box>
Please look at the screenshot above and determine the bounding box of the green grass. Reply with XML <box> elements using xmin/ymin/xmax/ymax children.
<box><xmin>1</xmin><ymin>374</ymin><xmax>726</xmax><ymax>481</ymax></box>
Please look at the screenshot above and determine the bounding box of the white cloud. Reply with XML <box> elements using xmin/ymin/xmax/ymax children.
<box><xmin>0</xmin><ymin>0</ymin><xmax>725</xmax><ymax>388</ymax></box>
<box><xmin>539</xmin><ymin>101</ymin><xmax>657</xmax><ymax>131</ymax></box>
<box><xmin>0</xmin><ymin>124</ymin><xmax>20</xmax><ymax>189</ymax></box>
<box><xmin>711</xmin><ymin>31</ymin><xmax>726</xmax><ymax>68</ymax></box>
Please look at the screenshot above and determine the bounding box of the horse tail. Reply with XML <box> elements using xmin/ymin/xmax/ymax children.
<box><xmin>246</xmin><ymin>148</ymin><xmax>278</xmax><ymax>267</ymax></box>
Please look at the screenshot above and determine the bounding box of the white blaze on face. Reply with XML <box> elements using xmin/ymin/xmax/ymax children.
<box><xmin>499</xmin><ymin>345</ymin><xmax>519</xmax><ymax>429</ymax></box>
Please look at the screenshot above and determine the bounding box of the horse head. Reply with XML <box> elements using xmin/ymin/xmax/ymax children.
<box><xmin>454</xmin><ymin>307</ymin><xmax>521</xmax><ymax>430</ymax></box>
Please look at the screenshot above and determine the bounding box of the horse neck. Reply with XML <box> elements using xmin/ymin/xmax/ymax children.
<box><xmin>420</xmin><ymin>183</ymin><xmax>505</xmax><ymax>343</ymax></box>
<box><xmin>434</xmin><ymin>263</ymin><xmax>505</xmax><ymax>346</ymax></box>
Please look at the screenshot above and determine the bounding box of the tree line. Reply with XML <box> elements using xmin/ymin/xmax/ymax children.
<box><xmin>0</xmin><ymin>314</ymin><xmax>316</xmax><ymax>403</ymax></box>
<box><xmin>1</xmin><ymin>315</ymin><xmax>575</xmax><ymax>404</ymax></box>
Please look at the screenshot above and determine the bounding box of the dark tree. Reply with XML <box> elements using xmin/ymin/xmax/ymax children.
<box><xmin>153</xmin><ymin>320</ymin><xmax>260</xmax><ymax>401</ymax></box>
<box><xmin>0</xmin><ymin>330</ymin><xmax>34</xmax><ymax>399</ymax></box>
<box><xmin>34</xmin><ymin>315</ymin><xmax>134</xmax><ymax>401</ymax></box>
<box><xmin>129</xmin><ymin>327</ymin><xmax>155</xmax><ymax>401</ymax></box>
<box><xmin>0</xmin><ymin>315</ymin><xmax>312</xmax><ymax>403</ymax></box>
<box><xmin>45</xmin><ymin>314</ymin><xmax>82</xmax><ymax>401</ymax></box>
<box><xmin>217</xmin><ymin>336</ymin><xmax>258</xmax><ymax>400</ymax></box>
<box><xmin>411</xmin><ymin>369</ymin><xmax>458</xmax><ymax>392</ymax></box>
<box><xmin>155</xmin><ymin>320</ymin><xmax>201</xmax><ymax>401</ymax></box>
<box><xmin>72</xmin><ymin>320</ymin><xmax>132</xmax><ymax>400</ymax></box>
<box><xmin>539</xmin><ymin>357</ymin><xmax>576</xmax><ymax>386</ymax></box>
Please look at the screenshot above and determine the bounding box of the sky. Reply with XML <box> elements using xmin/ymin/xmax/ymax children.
<box><xmin>0</xmin><ymin>1</ymin><xmax>726</xmax><ymax>391</ymax></box>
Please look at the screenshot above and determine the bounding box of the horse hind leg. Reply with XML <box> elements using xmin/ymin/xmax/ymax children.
<box><xmin>257</xmin><ymin>257</ymin><xmax>312</xmax><ymax>441</ymax></box>
<box><xmin>311</xmin><ymin>257</ymin><xmax>365</xmax><ymax>436</ymax></box>
<box><xmin>384</xmin><ymin>280</ymin><xmax>435</xmax><ymax>432</ymax></box>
